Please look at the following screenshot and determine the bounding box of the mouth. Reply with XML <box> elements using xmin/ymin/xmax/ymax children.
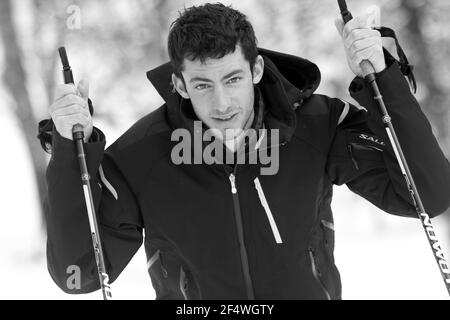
<box><xmin>212</xmin><ymin>113</ymin><xmax>238</xmax><ymax>122</ymax></box>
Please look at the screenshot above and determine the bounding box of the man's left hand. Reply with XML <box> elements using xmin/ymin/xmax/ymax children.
<box><xmin>334</xmin><ymin>9</ymin><xmax>386</xmax><ymax>78</ymax></box>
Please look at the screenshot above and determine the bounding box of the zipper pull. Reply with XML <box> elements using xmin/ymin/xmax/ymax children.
<box><xmin>229</xmin><ymin>174</ymin><xmax>237</xmax><ymax>194</ymax></box>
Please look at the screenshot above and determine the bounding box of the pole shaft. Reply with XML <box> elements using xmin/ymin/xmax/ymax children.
<box><xmin>74</xmin><ymin>137</ymin><xmax>112</xmax><ymax>300</ymax></box>
<box><xmin>338</xmin><ymin>0</ymin><xmax>450</xmax><ymax>295</ymax></box>
<box><xmin>366</xmin><ymin>67</ymin><xmax>450</xmax><ymax>296</ymax></box>
<box><xmin>58</xmin><ymin>46</ymin><xmax>112</xmax><ymax>299</ymax></box>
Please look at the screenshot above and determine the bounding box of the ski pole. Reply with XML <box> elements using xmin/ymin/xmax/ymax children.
<box><xmin>337</xmin><ymin>0</ymin><xmax>450</xmax><ymax>296</ymax></box>
<box><xmin>58</xmin><ymin>47</ymin><xmax>112</xmax><ymax>300</ymax></box>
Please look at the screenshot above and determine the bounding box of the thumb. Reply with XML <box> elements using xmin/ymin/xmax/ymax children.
<box><xmin>334</xmin><ymin>18</ymin><xmax>345</xmax><ymax>37</ymax></box>
<box><xmin>77</xmin><ymin>79</ymin><xmax>89</xmax><ymax>99</ymax></box>
<box><xmin>365</xmin><ymin>5</ymin><xmax>380</xmax><ymax>28</ymax></box>
<box><xmin>354</xmin><ymin>9</ymin><xmax>379</xmax><ymax>29</ymax></box>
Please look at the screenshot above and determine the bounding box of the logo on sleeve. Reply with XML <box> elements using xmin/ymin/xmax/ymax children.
<box><xmin>358</xmin><ymin>134</ymin><xmax>385</xmax><ymax>146</ymax></box>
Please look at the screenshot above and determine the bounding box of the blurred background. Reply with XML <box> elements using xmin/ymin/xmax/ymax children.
<box><xmin>0</xmin><ymin>0</ymin><xmax>449</xmax><ymax>300</ymax></box>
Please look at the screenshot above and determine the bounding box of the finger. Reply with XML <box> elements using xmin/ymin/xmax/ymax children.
<box><xmin>54</xmin><ymin>93</ymin><xmax>87</xmax><ymax>106</ymax></box>
<box><xmin>344</xmin><ymin>28</ymin><xmax>381</xmax><ymax>48</ymax></box>
<box><xmin>366</xmin><ymin>5</ymin><xmax>381</xmax><ymax>28</ymax></box>
<box><xmin>63</xmin><ymin>113</ymin><xmax>91</xmax><ymax>128</ymax></box>
<box><xmin>77</xmin><ymin>79</ymin><xmax>90</xmax><ymax>99</ymax></box>
<box><xmin>349</xmin><ymin>36</ymin><xmax>382</xmax><ymax>54</ymax></box>
<box><xmin>59</xmin><ymin>112</ymin><xmax>90</xmax><ymax>122</ymax></box>
<box><xmin>352</xmin><ymin>45</ymin><xmax>380</xmax><ymax>65</ymax></box>
<box><xmin>54</xmin><ymin>113</ymin><xmax>90</xmax><ymax>130</ymax></box>
<box><xmin>53</xmin><ymin>103</ymin><xmax>90</xmax><ymax>116</ymax></box>
<box><xmin>54</xmin><ymin>83</ymin><xmax>77</xmax><ymax>100</ymax></box>
<box><xmin>342</xmin><ymin>11</ymin><xmax>377</xmax><ymax>38</ymax></box>
<box><xmin>350</xmin><ymin>39</ymin><xmax>383</xmax><ymax>57</ymax></box>
<box><xmin>334</xmin><ymin>18</ymin><xmax>345</xmax><ymax>37</ymax></box>
<box><xmin>54</xmin><ymin>92</ymin><xmax>78</xmax><ymax>104</ymax></box>
<box><xmin>51</xmin><ymin>95</ymin><xmax>88</xmax><ymax>113</ymax></box>
<box><xmin>52</xmin><ymin>104</ymin><xmax>90</xmax><ymax>117</ymax></box>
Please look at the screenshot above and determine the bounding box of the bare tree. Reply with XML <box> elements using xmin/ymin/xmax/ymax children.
<box><xmin>32</xmin><ymin>0</ymin><xmax>66</xmax><ymax>110</ymax></box>
<box><xmin>152</xmin><ymin>0</ymin><xmax>173</xmax><ymax>61</ymax></box>
<box><xmin>0</xmin><ymin>0</ymin><xmax>48</xmax><ymax>228</ymax></box>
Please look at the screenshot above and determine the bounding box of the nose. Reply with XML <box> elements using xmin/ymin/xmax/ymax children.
<box><xmin>213</xmin><ymin>85</ymin><xmax>232</xmax><ymax>114</ymax></box>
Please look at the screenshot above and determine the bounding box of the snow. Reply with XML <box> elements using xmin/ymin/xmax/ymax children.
<box><xmin>0</xmin><ymin>110</ymin><xmax>154</xmax><ymax>300</ymax></box>
<box><xmin>332</xmin><ymin>186</ymin><xmax>450</xmax><ymax>300</ymax></box>
<box><xmin>1</xmin><ymin>102</ymin><xmax>449</xmax><ymax>300</ymax></box>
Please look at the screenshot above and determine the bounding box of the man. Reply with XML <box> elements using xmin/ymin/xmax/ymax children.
<box><xmin>41</xmin><ymin>3</ymin><xmax>450</xmax><ymax>299</ymax></box>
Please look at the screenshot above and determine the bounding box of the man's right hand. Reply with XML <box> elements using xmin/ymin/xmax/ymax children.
<box><xmin>50</xmin><ymin>79</ymin><xmax>93</xmax><ymax>142</ymax></box>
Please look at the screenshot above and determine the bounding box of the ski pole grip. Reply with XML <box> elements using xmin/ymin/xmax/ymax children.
<box><xmin>338</xmin><ymin>0</ymin><xmax>376</xmax><ymax>78</ymax></box>
<box><xmin>338</xmin><ymin>0</ymin><xmax>353</xmax><ymax>23</ymax></box>
<box><xmin>58</xmin><ymin>47</ymin><xmax>74</xmax><ymax>84</ymax></box>
<box><xmin>72</xmin><ymin>124</ymin><xmax>84</xmax><ymax>140</ymax></box>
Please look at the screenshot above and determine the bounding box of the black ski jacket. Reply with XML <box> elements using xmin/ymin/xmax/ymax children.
<box><xmin>43</xmin><ymin>48</ymin><xmax>450</xmax><ymax>299</ymax></box>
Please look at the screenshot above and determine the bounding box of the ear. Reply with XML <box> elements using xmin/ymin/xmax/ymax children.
<box><xmin>171</xmin><ymin>73</ymin><xmax>190</xmax><ymax>99</ymax></box>
<box><xmin>252</xmin><ymin>55</ymin><xmax>264</xmax><ymax>85</ymax></box>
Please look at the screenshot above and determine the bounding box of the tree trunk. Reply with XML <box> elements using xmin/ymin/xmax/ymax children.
<box><xmin>0</xmin><ymin>0</ymin><xmax>47</xmax><ymax>229</ymax></box>
<box><xmin>151</xmin><ymin>0</ymin><xmax>172</xmax><ymax>62</ymax></box>
<box><xmin>33</xmin><ymin>0</ymin><xmax>62</xmax><ymax>108</ymax></box>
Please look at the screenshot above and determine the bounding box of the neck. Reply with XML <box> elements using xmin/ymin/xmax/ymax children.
<box><xmin>224</xmin><ymin>108</ymin><xmax>255</xmax><ymax>152</ymax></box>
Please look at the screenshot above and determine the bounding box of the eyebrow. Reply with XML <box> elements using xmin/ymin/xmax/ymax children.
<box><xmin>189</xmin><ymin>69</ymin><xmax>244</xmax><ymax>84</ymax></box>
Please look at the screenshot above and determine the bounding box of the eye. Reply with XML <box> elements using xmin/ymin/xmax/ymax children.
<box><xmin>227</xmin><ymin>76</ymin><xmax>242</xmax><ymax>84</ymax></box>
<box><xmin>195</xmin><ymin>84</ymin><xmax>211</xmax><ymax>90</ymax></box>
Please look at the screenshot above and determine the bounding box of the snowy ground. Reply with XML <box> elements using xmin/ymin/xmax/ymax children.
<box><xmin>1</xmin><ymin>111</ymin><xmax>449</xmax><ymax>300</ymax></box>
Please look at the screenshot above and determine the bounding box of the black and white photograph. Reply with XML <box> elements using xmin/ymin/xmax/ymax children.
<box><xmin>1</xmin><ymin>0</ymin><xmax>450</xmax><ymax>302</ymax></box>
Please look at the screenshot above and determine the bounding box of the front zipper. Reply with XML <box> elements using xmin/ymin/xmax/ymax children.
<box><xmin>254</xmin><ymin>177</ymin><xmax>283</xmax><ymax>244</ymax></box>
<box><xmin>223</xmin><ymin>140</ymin><xmax>286</xmax><ymax>299</ymax></box>
<box><xmin>228</xmin><ymin>172</ymin><xmax>255</xmax><ymax>300</ymax></box>
<box><xmin>229</xmin><ymin>173</ymin><xmax>237</xmax><ymax>194</ymax></box>
<box><xmin>308</xmin><ymin>248</ymin><xmax>331</xmax><ymax>300</ymax></box>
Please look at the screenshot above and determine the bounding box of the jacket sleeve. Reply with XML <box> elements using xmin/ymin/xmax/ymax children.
<box><xmin>326</xmin><ymin>61</ymin><xmax>450</xmax><ymax>217</ymax></box>
<box><xmin>45</xmin><ymin>127</ymin><xmax>143</xmax><ymax>294</ymax></box>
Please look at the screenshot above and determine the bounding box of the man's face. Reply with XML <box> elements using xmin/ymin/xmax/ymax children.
<box><xmin>172</xmin><ymin>46</ymin><xmax>264</xmax><ymax>141</ymax></box>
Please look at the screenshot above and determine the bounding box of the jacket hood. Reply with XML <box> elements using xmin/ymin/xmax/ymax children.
<box><xmin>145</xmin><ymin>48</ymin><xmax>321</xmax><ymax>143</ymax></box>
<box><xmin>146</xmin><ymin>48</ymin><xmax>320</xmax><ymax>104</ymax></box>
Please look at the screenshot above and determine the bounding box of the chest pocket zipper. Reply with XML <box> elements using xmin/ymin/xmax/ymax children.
<box><xmin>308</xmin><ymin>248</ymin><xmax>331</xmax><ymax>300</ymax></box>
<box><xmin>254</xmin><ymin>177</ymin><xmax>283</xmax><ymax>244</ymax></box>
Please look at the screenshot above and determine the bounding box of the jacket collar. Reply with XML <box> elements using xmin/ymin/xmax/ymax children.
<box><xmin>146</xmin><ymin>48</ymin><xmax>321</xmax><ymax>144</ymax></box>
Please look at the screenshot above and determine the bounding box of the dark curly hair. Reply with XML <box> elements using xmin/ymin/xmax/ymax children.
<box><xmin>167</xmin><ymin>3</ymin><xmax>258</xmax><ymax>77</ymax></box>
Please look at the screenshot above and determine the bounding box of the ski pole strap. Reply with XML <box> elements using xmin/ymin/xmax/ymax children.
<box><xmin>374</xmin><ymin>26</ymin><xmax>417</xmax><ymax>93</ymax></box>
